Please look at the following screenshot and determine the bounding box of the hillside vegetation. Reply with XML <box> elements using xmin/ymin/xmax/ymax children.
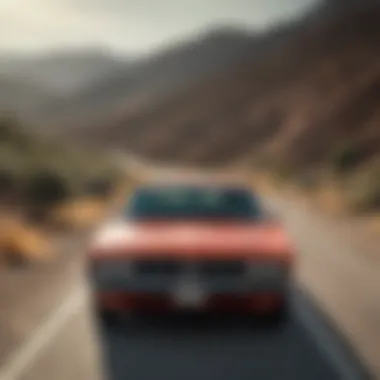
<box><xmin>0</xmin><ymin>113</ymin><xmax>125</xmax><ymax>265</ymax></box>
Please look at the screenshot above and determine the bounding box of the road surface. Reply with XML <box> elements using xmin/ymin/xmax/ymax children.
<box><xmin>268</xmin><ymin>194</ymin><xmax>380</xmax><ymax>378</ymax></box>
<box><xmin>0</xmin><ymin>191</ymin><xmax>377</xmax><ymax>380</ymax></box>
<box><xmin>5</xmin><ymin>286</ymin><xmax>366</xmax><ymax>380</ymax></box>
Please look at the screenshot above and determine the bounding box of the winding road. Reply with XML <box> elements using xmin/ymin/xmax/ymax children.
<box><xmin>0</xmin><ymin>165</ymin><xmax>379</xmax><ymax>380</ymax></box>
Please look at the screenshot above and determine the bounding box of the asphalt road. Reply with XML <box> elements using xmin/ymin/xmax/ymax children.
<box><xmin>2</xmin><ymin>284</ymin><xmax>368</xmax><ymax>380</ymax></box>
<box><xmin>266</xmin><ymin>194</ymin><xmax>380</xmax><ymax>379</ymax></box>
<box><xmin>0</xmin><ymin>192</ymin><xmax>378</xmax><ymax>380</ymax></box>
<box><xmin>98</xmin><ymin>290</ymin><xmax>368</xmax><ymax>380</ymax></box>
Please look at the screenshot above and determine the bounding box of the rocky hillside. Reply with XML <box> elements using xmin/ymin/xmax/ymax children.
<box><xmin>37</xmin><ymin>28</ymin><xmax>266</xmax><ymax>128</ymax></box>
<box><xmin>0</xmin><ymin>49</ymin><xmax>129</xmax><ymax>126</ymax></box>
<box><xmin>73</xmin><ymin>2</ymin><xmax>380</xmax><ymax>210</ymax></box>
<box><xmin>1</xmin><ymin>29</ymin><xmax>274</xmax><ymax>129</ymax></box>
<box><xmin>0</xmin><ymin>77</ymin><xmax>51</xmax><ymax>122</ymax></box>
<box><xmin>0</xmin><ymin>49</ymin><xmax>128</xmax><ymax>94</ymax></box>
<box><xmin>1</xmin><ymin>0</ymin><xmax>379</xmax><ymax>212</ymax></box>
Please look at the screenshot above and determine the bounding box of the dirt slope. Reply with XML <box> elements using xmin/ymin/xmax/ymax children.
<box><xmin>38</xmin><ymin>28</ymin><xmax>265</xmax><ymax>130</ymax></box>
<box><xmin>80</xmin><ymin>6</ymin><xmax>380</xmax><ymax>180</ymax></box>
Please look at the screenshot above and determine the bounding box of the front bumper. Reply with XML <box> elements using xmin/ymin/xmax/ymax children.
<box><xmin>89</xmin><ymin>261</ymin><xmax>290</xmax><ymax>314</ymax></box>
<box><xmin>93</xmin><ymin>290</ymin><xmax>287</xmax><ymax>314</ymax></box>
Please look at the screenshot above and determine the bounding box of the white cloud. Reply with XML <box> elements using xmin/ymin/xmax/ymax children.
<box><xmin>0</xmin><ymin>0</ymin><xmax>320</xmax><ymax>54</ymax></box>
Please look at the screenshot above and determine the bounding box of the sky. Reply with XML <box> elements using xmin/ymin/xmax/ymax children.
<box><xmin>0</xmin><ymin>0</ymin><xmax>320</xmax><ymax>55</ymax></box>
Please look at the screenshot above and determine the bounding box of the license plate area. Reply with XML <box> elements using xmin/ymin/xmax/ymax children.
<box><xmin>172</xmin><ymin>281</ymin><xmax>206</xmax><ymax>308</ymax></box>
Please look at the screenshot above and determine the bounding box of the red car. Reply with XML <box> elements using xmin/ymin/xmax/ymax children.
<box><xmin>87</xmin><ymin>177</ymin><xmax>295</xmax><ymax>326</ymax></box>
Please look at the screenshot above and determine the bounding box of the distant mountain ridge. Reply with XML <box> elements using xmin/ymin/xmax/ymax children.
<box><xmin>36</xmin><ymin>27</ymin><xmax>263</xmax><ymax>128</ymax></box>
<box><xmin>0</xmin><ymin>48</ymin><xmax>130</xmax><ymax>126</ymax></box>
<box><xmin>70</xmin><ymin>0</ymin><xmax>380</xmax><ymax>183</ymax></box>
<box><xmin>1</xmin><ymin>0</ymin><xmax>380</xmax><ymax>132</ymax></box>
<box><xmin>0</xmin><ymin>28</ymin><xmax>266</xmax><ymax>127</ymax></box>
<box><xmin>38</xmin><ymin>0</ymin><xmax>380</xmax><ymax>130</ymax></box>
<box><xmin>0</xmin><ymin>75</ymin><xmax>53</xmax><ymax>124</ymax></box>
<box><xmin>0</xmin><ymin>48</ymin><xmax>128</xmax><ymax>95</ymax></box>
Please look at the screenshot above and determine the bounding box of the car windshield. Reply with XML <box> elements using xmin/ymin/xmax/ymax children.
<box><xmin>127</xmin><ymin>185</ymin><xmax>263</xmax><ymax>221</ymax></box>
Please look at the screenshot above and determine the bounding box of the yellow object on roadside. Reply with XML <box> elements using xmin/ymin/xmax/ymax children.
<box><xmin>48</xmin><ymin>198</ymin><xmax>109</xmax><ymax>230</ymax></box>
<box><xmin>0</xmin><ymin>217</ymin><xmax>54</xmax><ymax>265</ymax></box>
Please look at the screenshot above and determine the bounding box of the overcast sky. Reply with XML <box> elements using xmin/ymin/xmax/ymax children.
<box><xmin>0</xmin><ymin>0</ymin><xmax>320</xmax><ymax>55</ymax></box>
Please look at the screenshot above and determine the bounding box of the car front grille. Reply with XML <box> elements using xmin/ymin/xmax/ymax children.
<box><xmin>198</xmin><ymin>260</ymin><xmax>246</xmax><ymax>277</ymax></box>
<box><xmin>94</xmin><ymin>258</ymin><xmax>286</xmax><ymax>293</ymax></box>
<box><xmin>133</xmin><ymin>259</ymin><xmax>247</xmax><ymax>279</ymax></box>
<box><xmin>134</xmin><ymin>259</ymin><xmax>183</xmax><ymax>276</ymax></box>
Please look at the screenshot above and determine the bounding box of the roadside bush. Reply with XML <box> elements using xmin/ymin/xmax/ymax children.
<box><xmin>0</xmin><ymin>114</ymin><xmax>35</xmax><ymax>151</ymax></box>
<box><xmin>344</xmin><ymin>164</ymin><xmax>380</xmax><ymax>212</ymax></box>
<box><xmin>0</xmin><ymin>114</ymin><xmax>17</xmax><ymax>141</ymax></box>
<box><xmin>22</xmin><ymin>168</ymin><xmax>73</xmax><ymax>222</ymax></box>
<box><xmin>80</xmin><ymin>157</ymin><xmax>123</xmax><ymax>198</ymax></box>
<box><xmin>0</xmin><ymin>145</ymin><xmax>27</xmax><ymax>201</ymax></box>
<box><xmin>272</xmin><ymin>164</ymin><xmax>296</xmax><ymax>183</ymax></box>
<box><xmin>0</xmin><ymin>216</ymin><xmax>54</xmax><ymax>265</ymax></box>
<box><xmin>293</xmin><ymin>170</ymin><xmax>320</xmax><ymax>191</ymax></box>
<box><xmin>0</xmin><ymin>113</ymin><xmax>126</xmax><ymax>227</ymax></box>
<box><xmin>0</xmin><ymin>168</ymin><xmax>17</xmax><ymax>197</ymax></box>
<box><xmin>331</xmin><ymin>142</ymin><xmax>368</xmax><ymax>174</ymax></box>
<box><xmin>83</xmin><ymin>177</ymin><xmax>115</xmax><ymax>198</ymax></box>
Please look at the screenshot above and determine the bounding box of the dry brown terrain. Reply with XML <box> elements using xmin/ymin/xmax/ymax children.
<box><xmin>73</xmin><ymin>5</ymin><xmax>380</xmax><ymax>213</ymax></box>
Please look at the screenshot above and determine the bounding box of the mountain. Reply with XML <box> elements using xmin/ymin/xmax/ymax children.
<box><xmin>0</xmin><ymin>48</ymin><xmax>128</xmax><ymax>95</ymax></box>
<box><xmin>0</xmin><ymin>48</ymin><xmax>130</xmax><ymax>128</ymax></box>
<box><xmin>0</xmin><ymin>17</ymin><xmax>329</xmax><ymax>130</ymax></box>
<box><xmin>0</xmin><ymin>76</ymin><xmax>53</xmax><ymax>124</ymax></box>
<box><xmin>37</xmin><ymin>27</ymin><xmax>267</xmax><ymax>128</ymax></box>
<box><xmin>322</xmin><ymin>0</ymin><xmax>380</xmax><ymax>9</ymax></box>
<box><xmin>75</xmin><ymin>1</ymin><xmax>380</xmax><ymax>182</ymax></box>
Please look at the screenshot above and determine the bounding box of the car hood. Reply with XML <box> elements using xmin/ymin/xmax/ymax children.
<box><xmin>90</xmin><ymin>220</ymin><xmax>294</xmax><ymax>261</ymax></box>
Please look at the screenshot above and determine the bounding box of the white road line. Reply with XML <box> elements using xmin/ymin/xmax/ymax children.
<box><xmin>0</xmin><ymin>154</ymin><xmax>141</xmax><ymax>380</ymax></box>
<box><xmin>0</xmin><ymin>288</ymin><xmax>86</xmax><ymax>380</ymax></box>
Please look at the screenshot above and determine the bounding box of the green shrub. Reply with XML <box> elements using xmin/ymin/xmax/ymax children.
<box><xmin>0</xmin><ymin>114</ymin><xmax>34</xmax><ymax>150</ymax></box>
<box><xmin>331</xmin><ymin>142</ymin><xmax>366</xmax><ymax>174</ymax></box>
<box><xmin>22</xmin><ymin>168</ymin><xmax>71</xmax><ymax>208</ymax></box>
<box><xmin>344</xmin><ymin>164</ymin><xmax>380</xmax><ymax>212</ymax></box>
<box><xmin>0</xmin><ymin>145</ymin><xmax>27</xmax><ymax>197</ymax></box>
<box><xmin>273</xmin><ymin>164</ymin><xmax>295</xmax><ymax>182</ymax></box>
<box><xmin>293</xmin><ymin>170</ymin><xmax>320</xmax><ymax>190</ymax></box>
<box><xmin>0</xmin><ymin>113</ymin><xmax>125</xmax><ymax>216</ymax></box>
<box><xmin>0</xmin><ymin>114</ymin><xmax>17</xmax><ymax>141</ymax></box>
<box><xmin>82</xmin><ymin>162</ymin><xmax>123</xmax><ymax>197</ymax></box>
<box><xmin>83</xmin><ymin>177</ymin><xmax>115</xmax><ymax>198</ymax></box>
<box><xmin>0</xmin><ymin>168</ymin><xmax>17</xmax><ymax>196</ymax></box>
